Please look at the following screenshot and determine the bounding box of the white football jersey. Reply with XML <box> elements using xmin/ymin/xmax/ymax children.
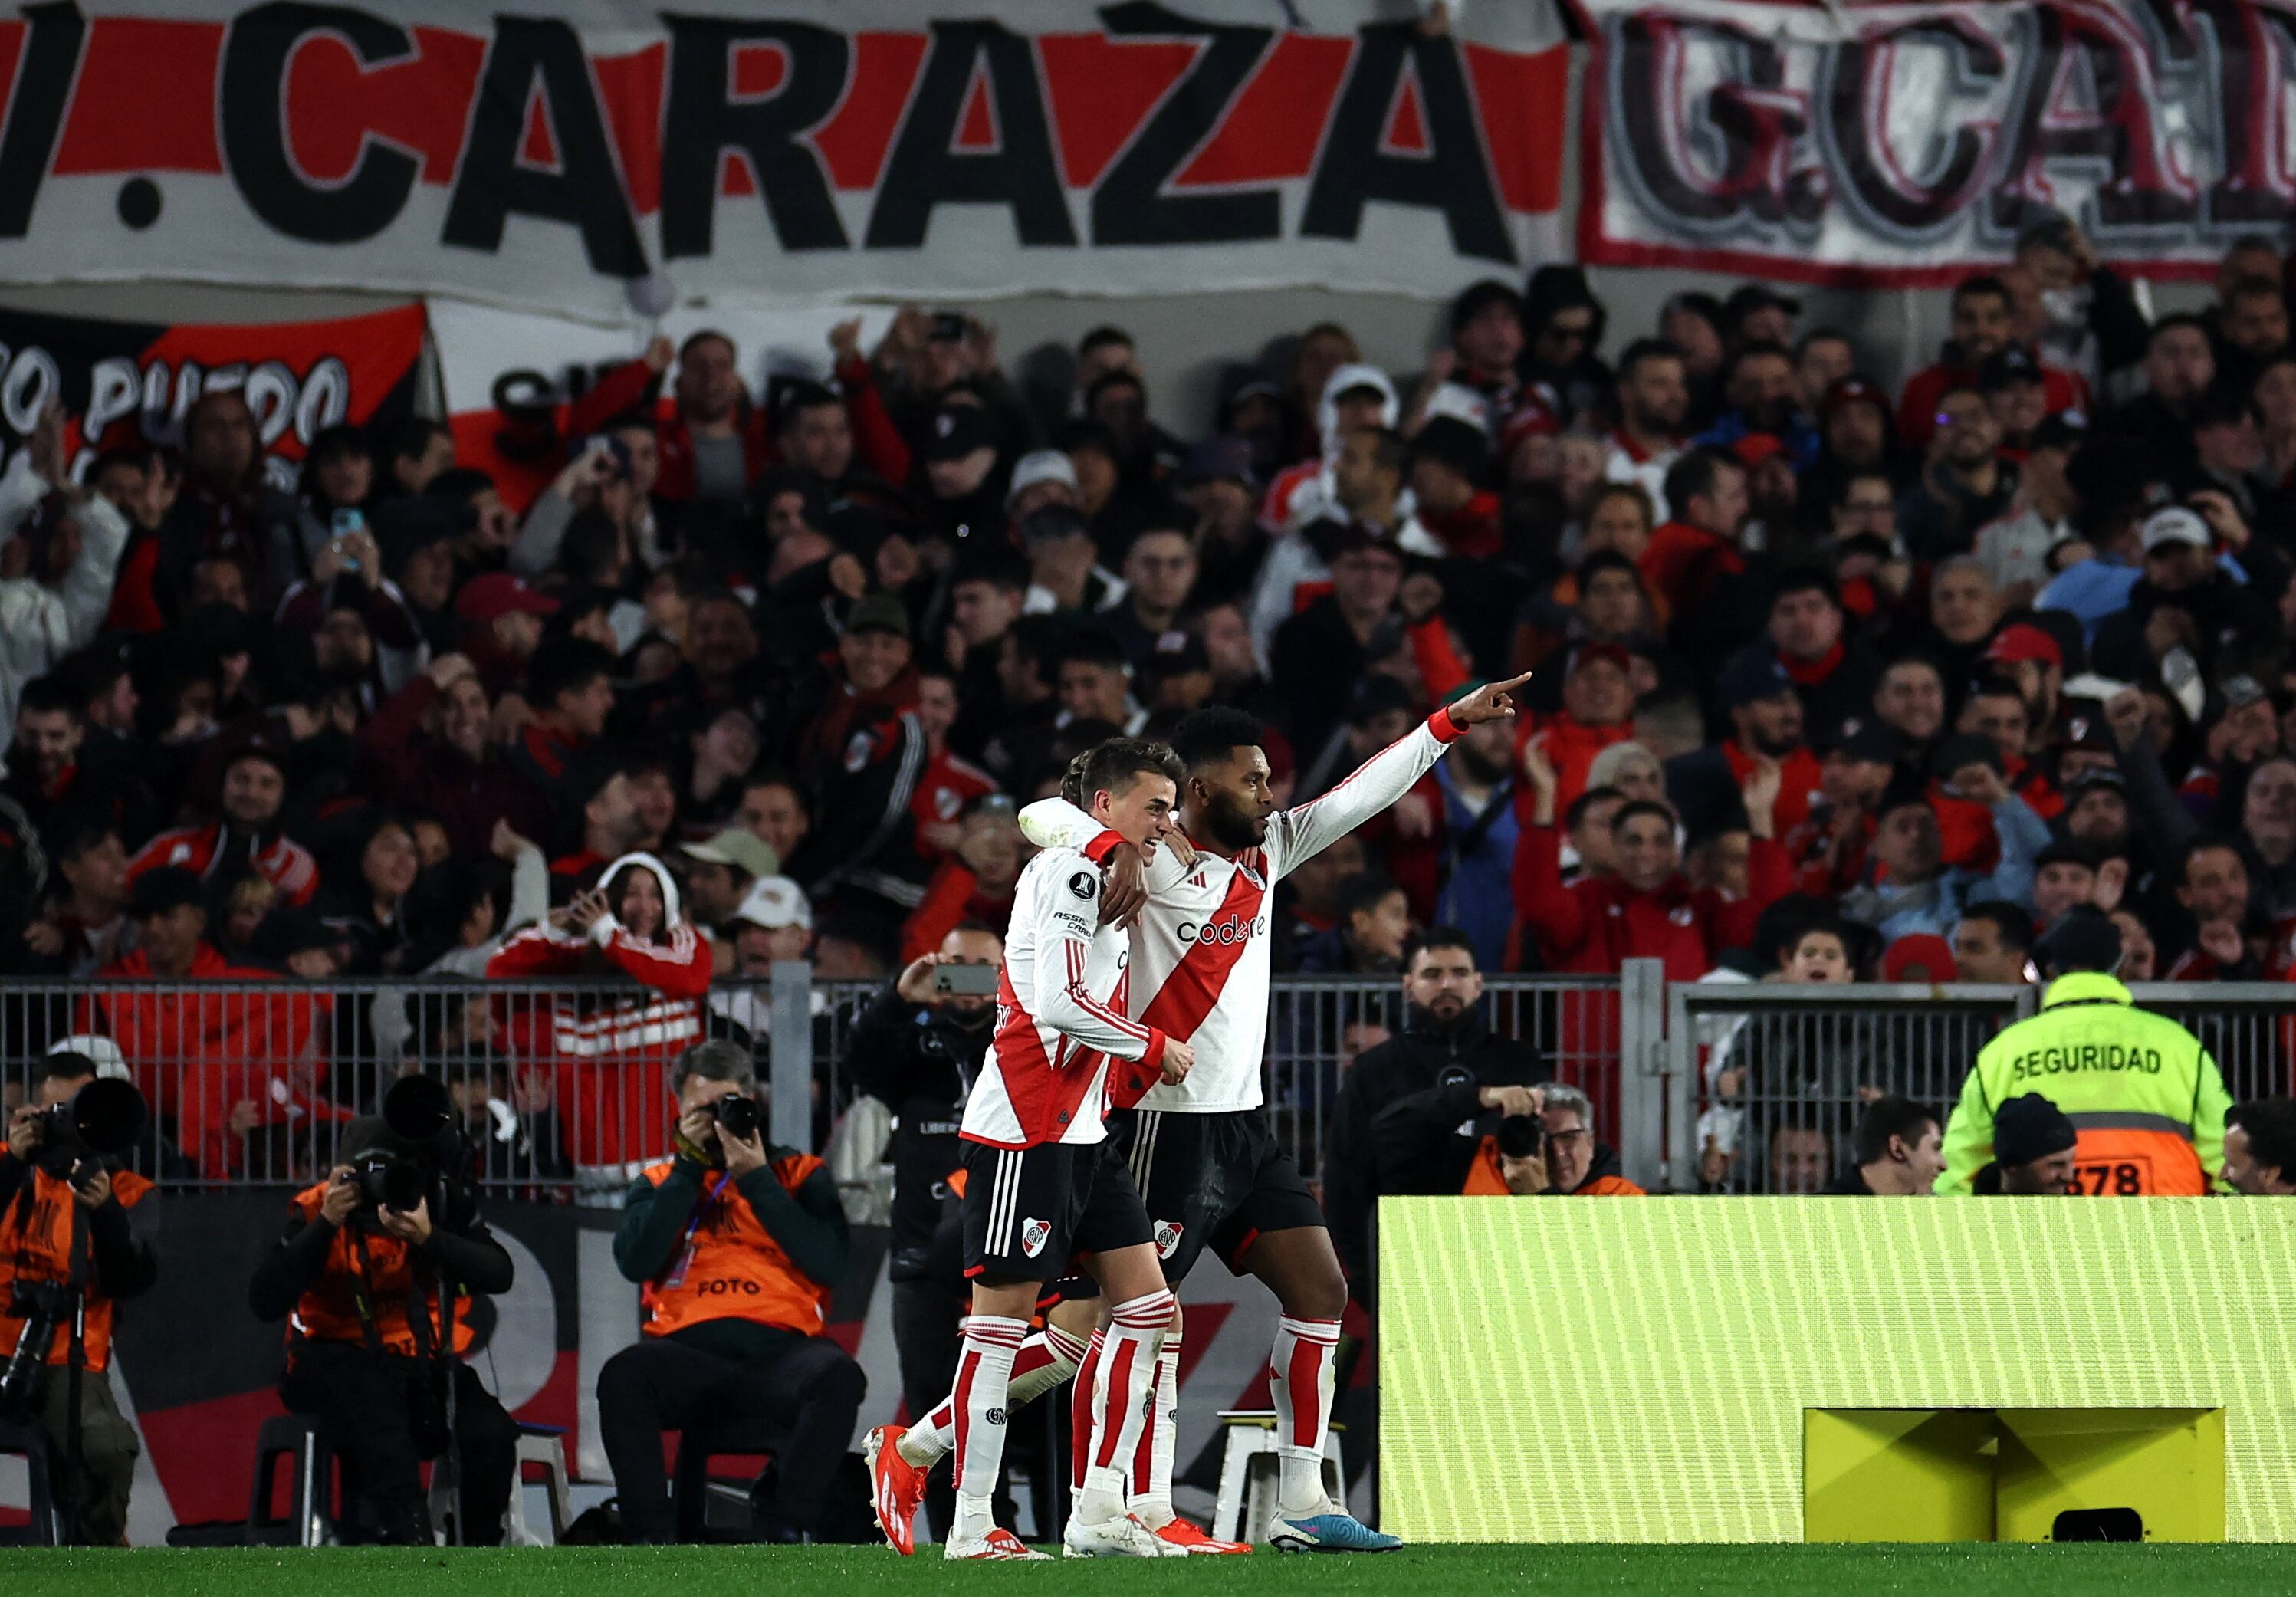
<box><xmin>1018</xmin><ymin>716</ymin><xmax>1459</xmax><ymax>1112</ymax></box>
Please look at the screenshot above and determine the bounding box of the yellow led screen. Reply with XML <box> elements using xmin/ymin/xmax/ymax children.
<box><xmin>1378</xmin><ymin>1198</ymin><xmax>2296</xmax><ymax>1542</ymax></box>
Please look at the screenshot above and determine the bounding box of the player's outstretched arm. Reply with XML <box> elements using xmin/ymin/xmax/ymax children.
<box><xmin>1265</xmin><ymin>672</ymin><xmax>1531</xmax><ymax>876</ymax></box>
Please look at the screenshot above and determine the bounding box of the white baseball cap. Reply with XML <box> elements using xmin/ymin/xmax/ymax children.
<box><xmin>2140</xmin><ymin>506</ymin><xmax>2210</xmax><ymax>553</ymax></box>
<box><xmin>1007</xmin><ymin>449</ymin><xmax>1079</xmax><ymax>508</ymax></box>
<box><xmin>733</xmin><ymin>876</ymin><xmax>813</xmax><ymax>933</ymax></box>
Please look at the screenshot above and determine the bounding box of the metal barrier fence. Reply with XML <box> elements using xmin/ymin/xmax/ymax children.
<box><xmin>0</xmin><ymin>974</ymin><xmax>780</xmax><ymax>1198</ymax></box>
<box><xmin>810</xmin><ymin>971</ymin><xmax>1637</xmax><ymax>1188</ymax></box>
<box><xmin>1662</xmin><ymin>981</ymin><xmax>2296</xmax><ymax>1194</ymax></box>
<box><xmin>5</xmin><ymin>969</ymin><xmax>2285</xmax><ymax>1200</ymax></box>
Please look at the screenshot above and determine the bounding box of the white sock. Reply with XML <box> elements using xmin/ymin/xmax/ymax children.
<box><xmin>1269</xmin><ymin>1315</ymin><xmax>1339</xmax><ymax>1514</ymax></box>
<box><xmin>1129</xmin><ymin>1327</ymin><xmax>1181</xmax><ymax>1527</ymax></box>
<box><xmin>903</xmin><ymin>1321</ymin><xmax>1086</xmax><ymax>1467</ymax></box>
<box><xmin>949</xmin><ymin>1314</ymin><xmax>1027</xmax><ymax>1542</ymax></box>
<box><xmin>1076</xmin><ymin>1290</ymin><xmax>1174</xmax><ymax>1524</ymax></box>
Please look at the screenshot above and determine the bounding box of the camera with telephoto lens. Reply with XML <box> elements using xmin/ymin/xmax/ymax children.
<box><xmin>32</xmin><ymin>1078</ymin><xmax>146</xmax><ymax>1186</ymax></box>
<box><xmin>708</xmin><ymin>1093</ymin><xmax>763</xmax><ymax>1142</ymax></box>
<box><xmin>1496</xmin><ymin>1112</ymin><xmax>1543</xmax><ymax>1161</ymax></box>
<box><xmin>0</xmin><ymin>1280</ymin><xmax>79</xmax><ymax>1421</ymax></box>
<box><xmin>349</xmin><ymin>1075</ymin><xmax>466</xmax><ymax>1221</ymax></box>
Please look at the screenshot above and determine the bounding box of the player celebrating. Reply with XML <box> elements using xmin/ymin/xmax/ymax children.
<box><xmin>1026</xmin><ymin>676</ymin><xmax>1529</xmax><ymax>1552</ymax></box>
<box><xmin>869</xmin><ymin>738</ymin><xmax>1197</xmax><ymax>1561</ymax></box>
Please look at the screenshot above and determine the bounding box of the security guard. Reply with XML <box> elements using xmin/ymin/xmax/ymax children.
<box><xmin>1940</xmin><ymin>906</ymin><xmax>2232</xmax><ymax>1195</ymax></box>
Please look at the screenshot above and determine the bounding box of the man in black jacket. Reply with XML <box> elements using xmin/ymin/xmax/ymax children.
<box><xmin>843</xmin><ymin>922</ymin><xmax>1000</xmax><ymax>1538</ymax></box>
<box><xmin>1322</xmin><ymin>928</ymin><xmax>1546</xmax><ymax>1306</ymax></box>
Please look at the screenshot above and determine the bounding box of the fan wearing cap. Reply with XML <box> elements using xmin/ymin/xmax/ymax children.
<box><xmin>676</xmin><ymin>826</ymin><xmax>780</xmax><ymax>941</ymax></box>
<box><xmin>785</xmin><ymin>595</ymin><xmax>938</xmax><ymax>918</ymax></box>
<box><xmin>1256</xmin><ymin>363</ymin><xmax>1399</xmax><ymax>540</ymax></box>
<box><xmin>1973</xmin><ymin>1094</ymin><xmax>2080</xmax><ymax>1194</ymax></box>
<box><xmin>915</xmin><ymin>399</ymin><xmax>1008</xmax><ymax>543</ymax></box>
<box><xmin>1899</xmin><ymin>276</ymin><xmax>2084</xmax><ymax>449</ymax></box>
<box><xmin>1940</xmin><ymin>905</ymin><xmax>2232</xmax><ymax>1194</ymax></box>
<box><xmin>126</xmin><ymin>737</ymin><xmax>319</xmax><ymax>908</ymax></box>
<box><xmin>2091</xmin><ymin>501</ymin><xmax>2277</xmax><ymax>685</ymax></box>
<box><xmin>1666</xmin><ymin>651</ymin><xmax>1824</xmax><ymax>840</ymax></box>
<box><xmin>452</xmin><ymin>569</ymin><xmax>558</xmax><ymax>695</ymax></box>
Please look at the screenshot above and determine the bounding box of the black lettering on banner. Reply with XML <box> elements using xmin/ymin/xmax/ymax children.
<box><xmin>865</xmin><ymin>21</ymin><xmax>1078</xmax><ymax>249</ymax></box>
<box><xmin>219</xmin><ymin>2</ymin><xmax>419</xmax><ymax>245</ymax></box>
<box><xmin>1989</xmin><ymin>0</ymin><xmax>2198</xmax><ymax>235</ymax></box>
<box><xmin>1302</xmin><ymin>21</ymin><xmax>1513</xmax><ymax>261</ymax></box>
<box><xmin>442</xmin><ymin>18</ymin><xmax>646</xmax><ymax>277</ymax></box>
<box><xmin>1089</xmin><ymin>1</ymin><xmax>1279</xmax><ymax>248</ymax></box>
<box><xmin>1823</xmin><ymin>18</ymin><xmax>2001</xmax><ymax>234</ymax></box>
<box><xmin>660</xmin><ymin>16</ymin><xmax>850</xmax><ymax>258</ymax></box>
<box><xmin>0</xmin><ymin>2</ymin><xmax>87</xmax><ymax>241</ymax></box>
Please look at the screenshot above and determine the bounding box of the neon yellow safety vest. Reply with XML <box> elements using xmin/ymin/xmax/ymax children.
<box><xmin>1937</xmin><ymin>971</ymin><xmax>2231</xmax><ymax>1194</ymax></box>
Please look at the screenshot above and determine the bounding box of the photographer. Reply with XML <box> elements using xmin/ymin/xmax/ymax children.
<box><xmin>597</xmin><ymin>1040</ymin><xmax>862</xmax><ymax>1544</ymax></box>
<box><xmin>1324</xmin><ymin>928</ymin><xmax>1545</xmax><ymax>1306</ymax></box>
<box><xmin>843</xmin><ymin>924</ymin><xmax>1000</xmax><ymax>1539</ymax></box>
<box><xmin>0</xmin><ymin>1053</ymin><xmax>155</xmax><ymax>1545</ymax></box>
<box><xmin>246</xmin><ymin>1100</ymin><xmax>517</xmax><ymax>1544</ymax></box>
<box><xmin>1371</xmin><ymin>1080</ymin><xmax>1646</xmax><ymax>1201</ymax></box>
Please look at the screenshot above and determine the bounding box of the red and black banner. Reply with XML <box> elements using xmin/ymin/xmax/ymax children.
<box><xmin>0</xmin><ymin>303</ymin><xmax>425</xmax><ymax>489</ymax></box>
<box><xmin>0</xmin><ymin>2</ymin><xmax>1568</xmax><ymax>316</ymax></box>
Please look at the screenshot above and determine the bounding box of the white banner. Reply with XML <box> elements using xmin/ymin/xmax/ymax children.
<box><xmin>1576</xmin><ymin>0</ymin><xmax>2278</xmax><ymax>285</ymax></box>
<box><xmin>0</xmin><ymin>0</ymin><xmax>1568</xmax><ymax>317</ymax></box>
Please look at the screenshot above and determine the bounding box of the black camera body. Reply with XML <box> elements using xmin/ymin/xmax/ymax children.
<box><xmin>351</xmin><ymin>1149</ymin><xmax>438</xmax><ymax>1216</ymax></box>
<box><xmin>347</xmin><ymin>1074</ymin><xmax>475</xmax><ymax>1229</ymax></box>
<box><xmin>1496</xmin><ymin>1112</ymin><xmax>1544</xmax><ymax>1161</ymax></box>
<box><xmin>30</xmin><ymin>1079</ymin><xmax>146</xmax><ymax>1185</ymax></box>
<box><xmin>709</xmin><ymin>1093</ymin><xmax>764</xmax><ymax>1142</ymax></box>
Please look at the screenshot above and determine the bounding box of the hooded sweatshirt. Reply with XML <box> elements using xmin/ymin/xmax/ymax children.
<box><xmin>1250</xmin><ymin>363</ymin><xmax>1442</xmax><ymax>662</ymax></box>
<box><xmin>486</xmin><ymin>850</ymin><xmax>714</xmax><ymax>1199</ymax></box>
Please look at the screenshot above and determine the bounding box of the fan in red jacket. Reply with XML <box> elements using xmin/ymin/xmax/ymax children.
<box><xmin>486</xmin><ymin>851</ymin><xmax>714</xmax><ymax>1201</ymax></box>
<box><xmin>1515</xmin><ymin>777</ymin><xmax>1792</xmax><ymax>981</ymax></box>
<box><xmin>563</xmin><ymin>333</ymin><xmax>772</xmax><ymax>507</ymax></box>
<box><xmin>75</xmin><ymin>867</ymin><xmax>335</xmax><ymax>1176</ymax></box>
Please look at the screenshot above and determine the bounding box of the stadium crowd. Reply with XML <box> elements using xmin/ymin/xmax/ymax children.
<box><xmin>7</xmin><ymin>223</ymin><xmax>2296</xmax><ymax>1192</ymax></box>
<box><xmin>9</xmin><ymin>220</ymin><xmax>2296</xmax><ymax>1553</ymax></box>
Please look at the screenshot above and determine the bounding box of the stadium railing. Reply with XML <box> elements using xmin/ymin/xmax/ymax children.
<box><xmin>1663</xmin><ymin>980</ymin><xmax>2294</xmax><ymax>1193</ymax></box>
<box><xmin>7</xmin><ymin>969</ymin><xmax>2274</xmax><ymax>1199</ymax></box>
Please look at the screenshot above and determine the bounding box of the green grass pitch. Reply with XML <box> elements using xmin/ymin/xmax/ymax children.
<box><xmin>0</xmin><ymin>1545</ymin><xmax>2281</xmax><ymax>1595</ymax></box>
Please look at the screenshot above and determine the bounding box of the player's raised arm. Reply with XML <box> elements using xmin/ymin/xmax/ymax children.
<box><xmin>1266</xmin><ymin>672</ymin><xmax>1530</xmax><ymax>874</ymax></box>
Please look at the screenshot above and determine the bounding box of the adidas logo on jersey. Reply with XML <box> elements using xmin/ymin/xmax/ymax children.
<box><xmin>1020</xmin><ymin>1217</ymin><xmax>1050</xmax><ymax>1257</ymax></box>
<box><xmin>1153</xmin><ymin>1221</ymin><xmax>1185</xmax><ymax>1259</ymax></box>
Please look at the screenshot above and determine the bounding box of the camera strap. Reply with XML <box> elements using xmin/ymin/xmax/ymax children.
<box><xmin>659</xmin><ymin>1170</ymin><xmax>731</xmax><ymax>1291</ymax></box>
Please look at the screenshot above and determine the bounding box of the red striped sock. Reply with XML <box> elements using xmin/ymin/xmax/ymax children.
<box><xmin>1269</xmin><ymin>1315</ymin><xmax>1339</xmax><ymax>1513</ymax></box>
